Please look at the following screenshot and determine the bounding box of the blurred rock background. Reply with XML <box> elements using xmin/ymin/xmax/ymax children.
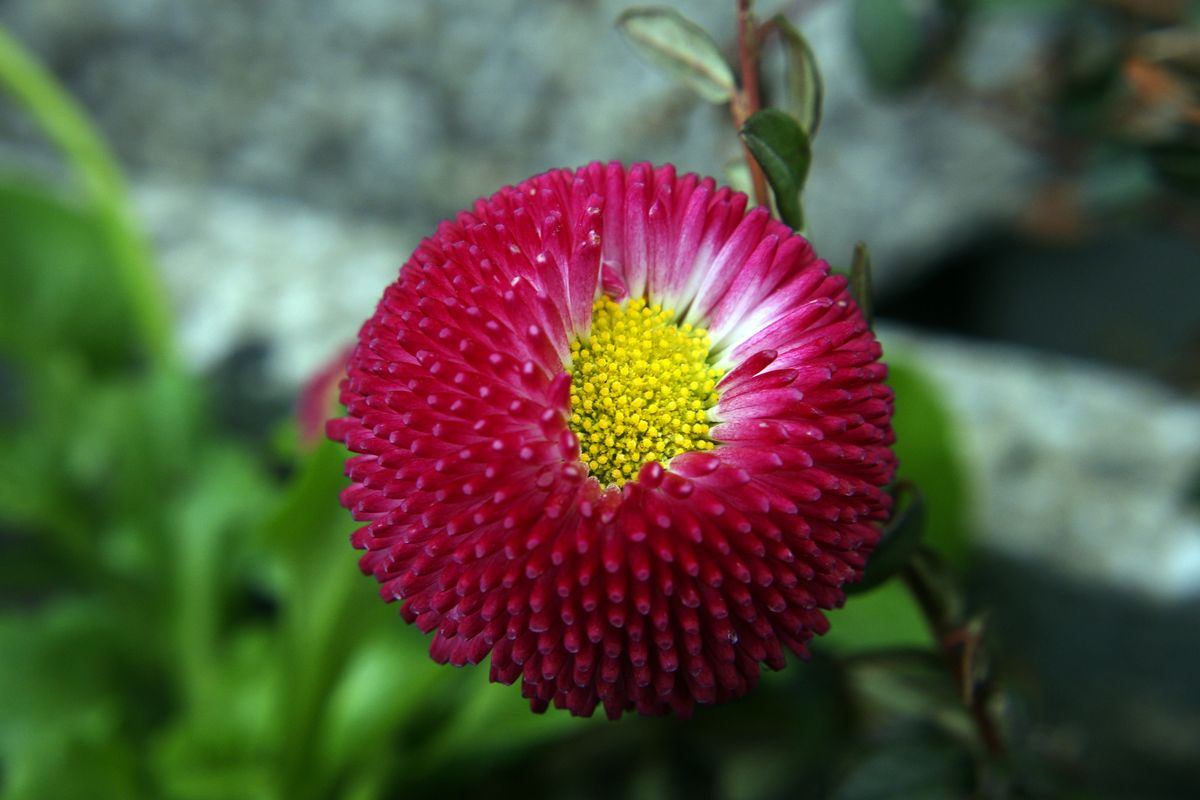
<box><xmin>1</xmin><ymin>0</ymin><xmax>1054</xmax><ymax>382</ymax></box>
<box><xmin>2</xmin><ymin>0</ymin><xmax>1199</xmax><ymax>796</ymax></box>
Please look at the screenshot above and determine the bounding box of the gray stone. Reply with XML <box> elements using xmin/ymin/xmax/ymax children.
<box><xmin>799</xmin><ymin>3</ymin><xmax>1046</xmax><ymax>289</ymax></box>
<box><xmin>880</xmin><ymin>324</ymin><xmax>1200</xmax><ymax>601</ymax></box>
<box><xmin>1</xmin><ymin>0</ymin><xmax>1044</xmax><ymax>291</ymax></box>
<box><xmin>132</xmin><ymin>181</ymin><xmax>412</xmax><ymax>385</ymax></box>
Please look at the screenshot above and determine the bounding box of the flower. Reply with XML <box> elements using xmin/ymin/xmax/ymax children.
<box><xmin>327</xmin><ymin>162</ymin><xmax>896</xmax><ymax>719</ymax></box>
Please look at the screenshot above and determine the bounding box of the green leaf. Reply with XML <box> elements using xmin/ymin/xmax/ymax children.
<box><xmin>845</xmin><ymin>650</ymin><xmax>966</xmax><ymax>727</ymax></box>
<box><xmin>149</xmin><ymin>629</ymin><xmax>283</xmax><ymax>800</ymax></box>
<box><xmin>1147</xmin><ymin>140</ymin><xmax>1200</xmax><ymax>197</ymax></box>
<box><xmin>316</xmin><ymin>633</ymin><xmax>445</xmax><ymax>788</ymax></box>
<box><xmin>0</xmin><ymin>600</ymin><xmax>151</xmax><ymax>799</ymax></box>
<box><xmin>616</xmin><ymin>7</ymin><xmax>737</xmax><ymax>104</ymax></box>
<box><xmin>821</xmin><ymin>580</ymin><xmax>934</xmax><ymax>653</ymax></box>
<box><xmin>409</xmin><ymin>671</ymin><xmax>592</xmax><ymax>780</ymax></box>
<box><xmin>848</xmin><ymin>481</ymin><xmax>925</xmax><ymax>595</ymax></box>
<box><xmin>851</xmin><ymin>0</ymin><xmax>963</xmax><ymax>94</ymax></box>
<box><xmin>773</xmin><ymin>15</ymin><xmax>824</xmax><ymax>138</ymax></box>
<box><xmin>0</xmin><ymin>358</ymin><xmax>207</xmax><ymax>585</ymax></box>
<box><xmin>833</xmin><ymin>737</ymin><xmax>974</xmax><ymax>800</ymax></box>
<box><xmin>253</xmin><ymin>439</ymin><xmax>399</xmax><ymax>798</ymax></box>
<box><xmin>884</xmin><ymin>354</ymin><xmax>970</xmax><ymax>565</ymax></box>
<box><xmin>0</xmin><ymin>354</ymin><xmax>93</xmax><ymax>544</ymax></box>
<box><xmin>256</xmin><ymin>437</ymin><xmax>353</xmax><ymax>577</ymax></box>
<box><xmin>0</xmin><ymin>180</ymin><xmax>139</xmax><ymax>370</ymax></box>
<box><xmin>740</xmin><ymin>108</ymin><xmax>812</xmax><ymax>231</ymax></box>
<box><xmin>0</xmin><ymin>27</ymin><xmax>176</xmax><ymax>368</ymax></box>
<box><xmin>169</xmin><ymin>445</ymin><xmax>276</xmax><ymax>705</ymax></box>
<box><xmin>852</xmin><ymin>0</ymin><xmax>924</xmax><ymax>93</ymax></box>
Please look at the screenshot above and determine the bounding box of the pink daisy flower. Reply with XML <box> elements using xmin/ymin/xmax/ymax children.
<box><xmin>327</xmin><ymin>162</ymin><xmax>896</xmax><ymax>719</ymax></box>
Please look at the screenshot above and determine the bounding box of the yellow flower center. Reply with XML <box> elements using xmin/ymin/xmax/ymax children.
<box><xmin>568</xmin><ymin>296</ymin><xmax>724</xmax><ymax>488</ymax></box>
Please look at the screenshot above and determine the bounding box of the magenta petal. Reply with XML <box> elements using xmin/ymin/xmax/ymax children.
<box><xmin>330</xmin><ymin>161</ymin><xmax>895</xmax><ymax>721</ymax></box>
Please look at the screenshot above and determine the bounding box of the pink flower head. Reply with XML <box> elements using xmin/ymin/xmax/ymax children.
<box><xmin>328</xmin><ymin>162</ymin><xmax>896</xmax><ymax>719</ymax></box>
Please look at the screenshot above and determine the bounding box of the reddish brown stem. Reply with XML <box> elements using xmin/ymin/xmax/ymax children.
<box><xmin>733</xmin><ymin>0</ymin><xmax>769</xmax><ymax>209</ymax></box>
<box><xmin>901</xmin><ymin>555</ymin><xmax>1007</xmax><ymax>759</ymax></box>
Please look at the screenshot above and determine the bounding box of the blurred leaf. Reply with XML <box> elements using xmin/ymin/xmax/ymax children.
<box><xmin>773</xmin><ymin>14</ymin><xmax>824</xmax><ymax>138</ymax></box>
<box><xmin>0</xmin><ymin>180</ymin><xmax>139</xmax><ymax>370</ymax></box>
<box><xmin>1079</xmin><ymin>147</ymin><xmax>1157</xmax><ymax>213</ymax></box>
<box><xmin>851</xmin><ymin>0</ymin><xmax>963</xmax><ymax>94</ymax></box>
<box><xmin>1146</xmin><ymin>139</ymin><xmax>1200</xmax><ymax>195</ymax></box>
<box><xmin>0</xmin><ymin>602</ymin><xmax>121</xmax><ymax>740</ymax></box>
<box><xmin>0</xmin><ymin>26</ymin><xmax>175</xmax><ymax>367</ymax></box>
<box><xmin>170</xmin><ymin>445</ymin><xmax>275</xmax><ymax>704</ymax></box>
<box><xmin>904</xmin><ymin>548</ymin><xmax>967</xmax><ymax>630</ymax></box>
<box><xmin>833</xmin><ymin>737</ymin><xmax>974</xmax><ymax>800</ymax></box>
<box><xmin>822</xmin><ymin>579</ymin><xmax>934</xmax><ymax>653</ymax></box>
<box><xmin>316</xmin><ymin>632</ymin><xmax>444</xmax><ymax>788</ymax></box>
<box><xmin>412</xmin><ymin>670</ymin><xmax>592</xmax><ymax>779</ymax></box>
<box><xmin>266</xmin><ymin>440</ymin><xmax>591</xmax><ymax>794</ymax></box>
<box><xmin>0</xmin><ymin>359</ymin><xmax>206</xmax><ymax>596</ymax></box>
<box><xmin>740</xmin><ymin>108</ymin><xmax>812</xmax><ymax>230</ymax></box>
<box><xmin>849</xmin><ymin>481</ymin><xmax>925</xmax><ymax>595</ymax></box>
<box><xmin>257</xmin><ymin>437</ymin><xmax>349</xmax><ymax>563</ymax></box>
<box><xmin>0</xmin><ymin>600</ymin><xmax>155</xmax><ymax>799</ymax></box>
<box><xmin>254</xmin><ymin>439</ymin><xmax>404</xmax><ymax>799</ymax></box>
<box><xmin>851</xmin><ymin>0</ymin><xmax>926</xmax><ymax>93</ymax></box>
<box><xmin>844</xmin><ymin>650</ymin><xmax>972</xmax><ymax>739</ymax></box>
<box><xmin>885</xmin><ymin>354</ymin><xmax>970</xmax><ymax>565</ymax></box>
<box><xmin>617</xmin><ymin>7</ymin><xmax>737</xmax><ymax>104</ymax></box>
<box><xmin>0</xmin><ymin>354</ymin><xmax>93</xmax><ymax>540</ymax></box>
<box><xmin>4</xmin><ymin>734</ymin><xmax>145</xmax><ymax>800</ymax></box>
<box><xmin>967</xmin><ymin>0</ymin><xmax>1072</xmax><ymax>9</ymax></box>
<box><xmin>150</xmin><ymin>629</ymin><xmax>282</xmax><ymax>800</ymax></box>
<box><xmin>1053</xmin><ymin>9</ymin><xmax>1124</xmax><ymax>136</ymax></box>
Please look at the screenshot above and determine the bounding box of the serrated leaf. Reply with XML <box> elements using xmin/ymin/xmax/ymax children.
<box><xmin>740</xmin><ymin>108</ymin><xmax>812</xmax><ymax>230</ymax></box>
<box><xmin>617</xmin><ymin>7</ymin><xmax>737</xmax><ymax>104</ymax></box>
<box><xmin>774</xmin><ymin>15</ymin><xmax>824</xmax><ymax>138</ymax></box>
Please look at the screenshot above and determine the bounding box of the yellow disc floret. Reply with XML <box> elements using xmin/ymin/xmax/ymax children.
<box><xmin>568</xmin><ymin>296</ymin><xmax>724</xmax><ymax>488</ymax></box>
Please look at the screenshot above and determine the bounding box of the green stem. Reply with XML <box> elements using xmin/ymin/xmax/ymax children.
<box><xmin>0</xmin><ymin>25</ymin><xmax>176</xmax><ymax>369</ymax></box>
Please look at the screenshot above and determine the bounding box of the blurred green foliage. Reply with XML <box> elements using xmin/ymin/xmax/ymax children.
<box><xmin>0</xmin><ymin>18</ymin><xmax>997</xmax><ymax>800</ymax></box>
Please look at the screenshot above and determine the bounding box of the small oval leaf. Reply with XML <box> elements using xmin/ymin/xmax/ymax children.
<box><xmin>617</xmin><ymin>7</ymin><xmax>737</xmax><ymax>104</ymax></box>
<box><xmin>773</xmin><ymin>14</ymin><xmax>824</xmax><ymax>138</ymax></box>
<box><xmin>739</xmin><ymin>108</ymin><xmax>812</xmax><ymax>231</ymax></box>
